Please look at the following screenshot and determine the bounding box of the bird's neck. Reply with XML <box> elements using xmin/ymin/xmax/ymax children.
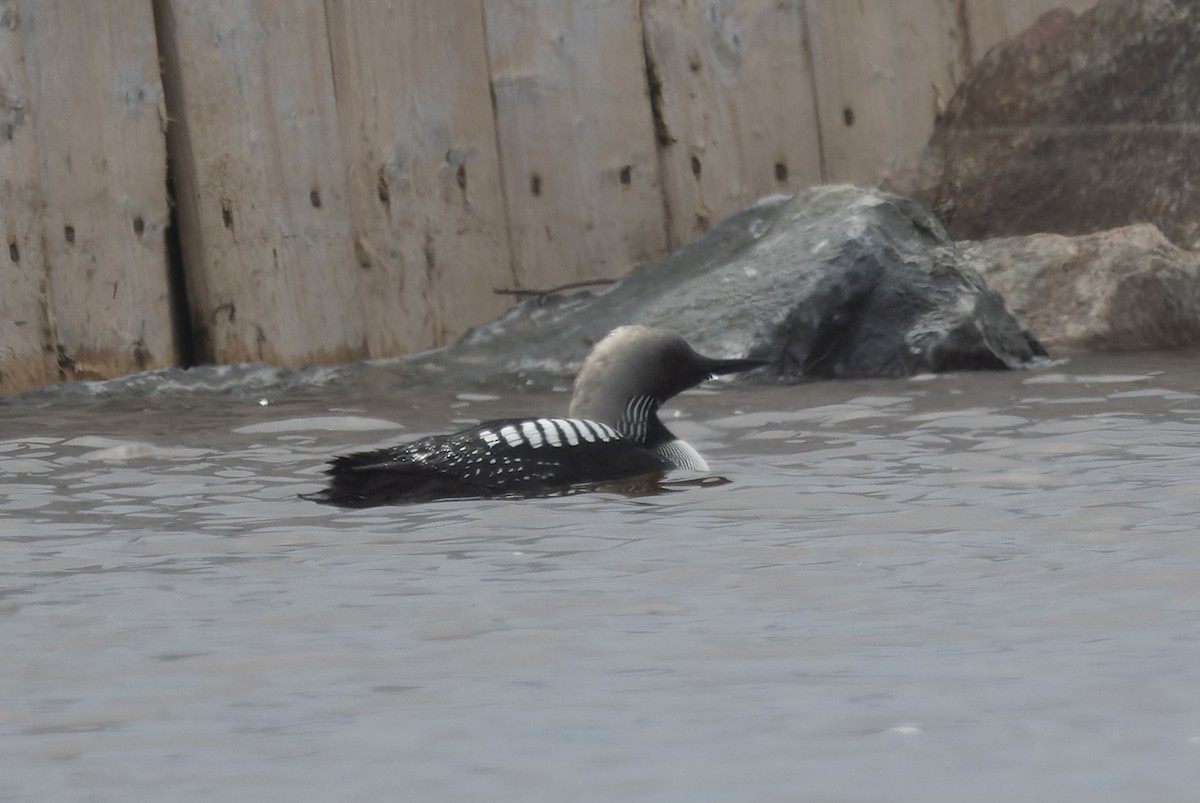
<box><xmin>614</xmin><ymin>395</ymin><xmax>675</xmax><ymax>447</ymax></box>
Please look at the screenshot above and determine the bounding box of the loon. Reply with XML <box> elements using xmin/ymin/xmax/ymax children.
<box><xmin>305</xmin><ymin>325</ymin><xmax>764</xmax><ymax>507</ymax></box>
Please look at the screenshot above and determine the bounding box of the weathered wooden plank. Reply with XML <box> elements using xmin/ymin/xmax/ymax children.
<box><xmin>3</xmin><ymin>0</ymin><xmax>1108</xmax><ymax>396</ymax></box>
<box><xmin>805</xmin><ymin>0</ymin><xmax>969</xmax><ymax>185</ymax></box>
<box><xmin>325</xmin><ymin>0</ymin><xmax>514</xmax><ymax>351</ymax></box>
<box><xmin>0</xmin><ymin>0</ymin><xmax>54</xmax><ymax>395</ymax></box>
<box><xmin>16</xmin><ymin>0</ymin><xmax>175</xmax><ymax>386</ymax></box>
<box><xmin>643</xmin><ymin>0</ymin><xmax>823</xmax><ymax>247</ymax></box>
<box><xmin>156</xmin><ymin>0</ymin><xmax>366</xmax><ymax>366</ymax></box>
<box><xmin>963</xmin><ymin>0</ymin><xmax>1098</xmax><ymax>63</ymax></box>
<box><xmin>484</xmin><ymin>0</ymin><xmax>668</xmax><ymax>289</ymax></box>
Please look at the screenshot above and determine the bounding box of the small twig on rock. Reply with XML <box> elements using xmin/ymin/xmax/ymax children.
<box><xmin>494</xmin><ymin>278</ymin><xmax>617</xmax><ymax>298</ymax></box>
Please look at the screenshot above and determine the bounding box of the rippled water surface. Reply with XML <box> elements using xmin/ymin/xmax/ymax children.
<box><xmin>3</xmin><ymin>352</ymin><xmax>1200</xmax><ymax>802</ymax></box>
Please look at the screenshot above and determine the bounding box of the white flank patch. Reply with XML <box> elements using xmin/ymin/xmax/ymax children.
<box><xmin>478</xmin><ymin>429</ymin><xmax>500</xmax><ymax>448</ymax></box>
<box><xmin>574</xmin><ymin>420</ymin><xmax>597</xmax><ymax>443</ymax></box>
<box><xmin>593</xmin><ymin>422</ymin><xmax>618</xmax><ymax>442</ymax></box>
<box><xmin>554</xmin><ymin>420</ymin><xmax>583</xmax><ymax>444</ymax></box>
<box><xmin>552</xmin><ymin>419</ymin><xmax>580</xmax><ymax>446</ymax></box>
<box><xmin>538</xmin><ymin>419</ymin><xmax>562</xmax><ymax>447</ymax></box>
<box><xmin>499</xmin><ymin>425</ymin><xmax>523</xmax><ymax>447</ymax></box>
<box><xmin>521</xmin><ymin>421</ymin><xmax>544</xmax><ymax>448</ymax></box>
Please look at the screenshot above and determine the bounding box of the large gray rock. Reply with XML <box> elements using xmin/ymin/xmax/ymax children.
<box><xmin>439</xmin><ymin>185</ymin><xmax>1043</xmax><ymax>384</ymax></box>
<box><xmin>904</xmin><ymin>0</ymin><xmax>1200</xmax><ymax>248</ymax></box>
<box><xmin>962</xmin><ymin>223</ymin><xmax>1200</xmax><ymax>352</ymax></box>
<box><xmin>16</xmin><ymin>186</ymin><xmax>1043</xmax><ymax>403</ymax></box>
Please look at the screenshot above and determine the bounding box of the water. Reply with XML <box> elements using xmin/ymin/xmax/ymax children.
<box><xmin>3</xmin><ymin>352</ymin><xmax>1200</xmax><ymax>802</ymax></box>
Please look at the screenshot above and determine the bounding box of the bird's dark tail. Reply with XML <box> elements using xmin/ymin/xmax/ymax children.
<box><xmin>303</xmin><ymin>459</ymin><xmax>487</xmax><ymax>508</ymax></box>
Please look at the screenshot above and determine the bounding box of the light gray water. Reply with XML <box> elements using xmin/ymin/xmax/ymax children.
<box><xmin>2</xmin><ymin>352</ymin><xmax>1199</xmax><ymax>802</ymax></box>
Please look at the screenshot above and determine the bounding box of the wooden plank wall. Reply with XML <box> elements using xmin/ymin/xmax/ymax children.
<box><xmin>154</xmin><ymin>0</ymin><xmax>368</xmax><ymax>367</ymax></box>
<box><xmin>0</xmin><ymin>0</ymin><xmax>1097</xmax><ymax>397</ymax></box>
<box><xmin>1</xmin><ymin>0</ymin><xmax>175</xmax><ymax>394</ymax></box>
<box><xmin>0</xmin><ymin>0</ymin><xmax>53</xmax><ymax>393</ymax></box>
<box><xmin>806</xmin><ymin>0</ymin><xmax>969</xmax><ymax>185</ymax></box>
<box><xmin>644</xmin><ymin>0</ymin><xmax>823</xmax><ymax>246</ymax></box>
<box><xmin>326</xmin><ymin>1</ymin><xmax>514</xmax><ymax>351</ymax></box>
<box><xmin>486</xmin><ymin>0</ymin><xmax>670</xmax><ymax>288</ymax></box>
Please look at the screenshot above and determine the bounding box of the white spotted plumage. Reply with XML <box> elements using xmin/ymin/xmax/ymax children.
<box><xmin>478</xmin><ymin>429</ymin><xmax>500</xmax><ymax>447</ymax></box>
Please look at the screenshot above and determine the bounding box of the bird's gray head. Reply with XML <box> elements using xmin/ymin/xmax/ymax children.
<box><xmin>568</xmin><ymin>325</ymin><xmax>764</xmax><ymax>431</ymax></box>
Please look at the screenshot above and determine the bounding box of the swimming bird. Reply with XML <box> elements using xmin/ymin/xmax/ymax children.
<box><xmin>305</xmin><ymin>325</ymin><xmax>763</xmax><ymax>506</ymax></box>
